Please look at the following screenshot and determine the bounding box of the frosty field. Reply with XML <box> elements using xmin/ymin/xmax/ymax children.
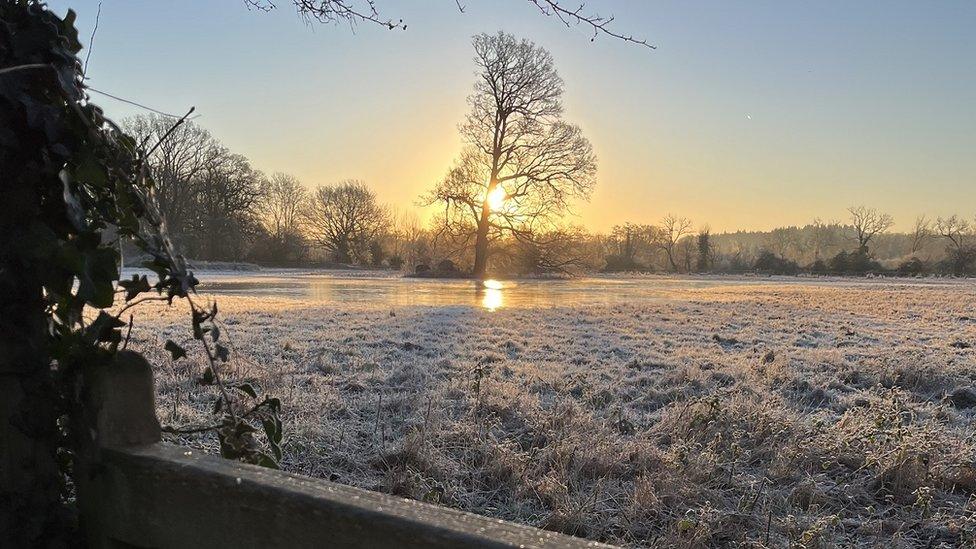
<box><xmin>128</xmin><ymin>273</ymin><xmax>976</xmax><ymax>547</ymax></box>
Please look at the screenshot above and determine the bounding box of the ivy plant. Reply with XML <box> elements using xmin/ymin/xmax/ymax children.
<box><xmin>0</xmin><ymin>1</ymin><xmax>281</xmax><ymax>543</ymax></box>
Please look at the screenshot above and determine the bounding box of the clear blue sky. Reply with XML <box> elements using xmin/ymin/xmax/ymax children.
<box><xmin>51</xmin><ymin>1</ymin><xmax>976</xmax><ymax>231</ymax></box>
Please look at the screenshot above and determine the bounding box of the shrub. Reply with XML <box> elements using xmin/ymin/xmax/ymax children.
<box><xmin>436</xmin><ymin>259</ymin><xmax>459</xmax><ymax>273</ymax></box>
<box><xmin>809</xmin><ymin>259</ymin><xmax>829</xmax><ymax>275</ymax></box>
<box><xmin>754</xmin><ymin>250</ymin><xmax>799</xmax><ymax>275</ymax></box>
<box><xmin>603</xmin><ymin>254</ymin><xmax>644</xmax><ymax>272</ymax></box>
<box><xmin>829</xmin><ymin>249</ymin><xmax>882</xmax><ymax>275</ymax></box>
<box><xmin>939</xmin><ymin>247</ymin><xmax>976</xmax><ymax>276</ymax></box>
<box><xmin>897</xmin><ymin>257</ymin><xmax>928</xmax><ymax>276</ymax></box>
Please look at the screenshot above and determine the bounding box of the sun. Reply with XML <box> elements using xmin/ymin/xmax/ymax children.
<box><xmin>486</xmin><ymin>186</ymin><xmax>506</xmax><ymax>212</ymax></box>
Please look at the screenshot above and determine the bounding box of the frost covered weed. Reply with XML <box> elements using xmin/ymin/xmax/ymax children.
<box><xmin>131</xmin><ymin>282</ymin><xmax>976</xmax><ymax>547</ymax></box>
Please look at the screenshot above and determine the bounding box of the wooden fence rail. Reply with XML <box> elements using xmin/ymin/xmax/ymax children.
<box><xmin>76</xmin><ymin>352</ymin><xmax>614</xmax><ymax>548</ymax></box>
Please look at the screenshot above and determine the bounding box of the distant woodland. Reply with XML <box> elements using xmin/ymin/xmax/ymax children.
<box><xmin>125</xmin><ymin>110</ymin><xmax>974</xmax><ymax>278</ymax></box>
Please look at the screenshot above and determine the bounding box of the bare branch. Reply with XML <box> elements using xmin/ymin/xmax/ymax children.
<box><xmin>527</xmin><ymin>0</ymin><xmax>655</xmax><ymax>48</ymax></box>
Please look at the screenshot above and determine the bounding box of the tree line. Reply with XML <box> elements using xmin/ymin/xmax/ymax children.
<box><xmin>604</xmin><ymin>207</ymin><xmax>976</xmax><ymax>276</ymax></box>
<box><xmin>128</xmin><ymin>108</ymin><xmax>976</xmax><ymax>277</ymax></box>
<box><xmin>128</xmin><ymin>31</ymin><xmax>976</xmax><ymax>279</ymax></box>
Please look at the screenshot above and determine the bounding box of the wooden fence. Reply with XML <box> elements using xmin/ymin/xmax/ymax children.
<box><xmin>76</xmin><ymin>352</ymin><xmax>614</xmax><ymax>548</ymax></box>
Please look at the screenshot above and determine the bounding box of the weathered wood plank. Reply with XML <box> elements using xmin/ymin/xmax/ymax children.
<box><xmin>84</xmin><ymin>442</ymin><xmax>614</xmax><ymax>548</ymax></box>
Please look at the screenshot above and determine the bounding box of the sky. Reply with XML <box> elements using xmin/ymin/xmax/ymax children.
<box><xmin>51</xmin><ymin>1</ymin><xmax>976</xmax><ymax>232</ymax></box>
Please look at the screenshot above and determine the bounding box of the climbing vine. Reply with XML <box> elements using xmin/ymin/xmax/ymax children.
<box><xmin>0</xmin><ymin>2</ymin><xmax>281</xmax><ymax>543</ymax></box>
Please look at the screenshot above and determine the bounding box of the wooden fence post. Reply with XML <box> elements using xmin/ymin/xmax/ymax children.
<box><xmin>76</xmin><ymin>350</ymin><xmax>161</xmax><ymax>548</ymax></box>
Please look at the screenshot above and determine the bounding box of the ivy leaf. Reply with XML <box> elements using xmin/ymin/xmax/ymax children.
<box><xmin>266</xmin><ymin>398</ymin><xmax>282</xmax><ymax>414</ymax></box>
<box><xmin>200</xmin><ymin>367</ymin><xmax>215</xmax><ymax>385</ymax></box>
<box><xmin>84</xmin><ymin>311</ymin><xmax>126</xmax><ymax>344</ymax></box>
<box><xmin>237</xmin><ymin>383</ymin><xmax>257</xmax><ymax>399</ymax></box>
<box><xmin>164</xmin><ymin>339</ymin><xmax>186</xmax><ymax>361</ymax></box>
<box><xmin>75</xmin><ymin>246</ymin><xmax>119</xmax><ymax>308</ymax></box>
<box><xmin>262</xmin><ymin>418</ymin><xmax>282</xmax><ymax>461</ymax></box>
<box><xmin>215</xmin><ymin>344</ymin><xmax>229</xmax><ymax>363</ymax></box>
<box><xmin>118</xmin><ymin>274</ymin><xmax>151</xmax><ymax>301</ymax></box>
<box><xmin>253</xmin><ymin>452</ymin><xmax>279</xmax><ymax>469</ymax></box>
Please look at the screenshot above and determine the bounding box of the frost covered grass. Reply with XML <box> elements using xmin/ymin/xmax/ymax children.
<box><xmin>128</xmin><ymin>280</ymin><xmax>976</xmax><ymax>547</ymax></box>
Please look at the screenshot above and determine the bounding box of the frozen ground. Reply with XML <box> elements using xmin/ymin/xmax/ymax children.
<box><xmin>126</xmin><ymin>274</ymin><xmax>976</xmax><ymax>547</ymax></box>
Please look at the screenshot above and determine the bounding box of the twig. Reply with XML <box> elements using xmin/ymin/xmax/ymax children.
<box><xmin>764</xmin><ymin>509</ymin><xmax>773</xmax><ymax>545</ymax></box>
<box><xmin>121</xmin><ymin>314</ymin><xmax>134</xmax><ymax>349</ymax></box>
<box><xmin>161</xmin><ymin>395</ymin><xmax>275</xmax><ymax>434</ymax></box>
<box><xmin>421</xmin><ymin>395</ymin><xmax>433</xmax><ymax>446</ymax></box>
<box><xmin>83</xmin><ymin>2</ymin><xmax>102</xmax><ymax>77</ymax></box>
<box><xmin>185</xmin><ymin>295</ymin><xmax>234</xmax><ymax>419</ymax></box>
<box><xmin>527</xmin><ymin>0</ymin><xmax>655</xmax><ymax>48</ymax></box>
<box><xmin>144</xmin><ymin>106</ymin><xmax>196</xmax><ymax>158</ymax></box>
<box><xmin>748</xmin><ymin>476</ymin><xmax>767</xmax><ymax>515</ymax></box>
<box><xmin>373</xmin><ymin>392</ymin><xmax>383</xmax><ymax>438</ymax></box>
<box><xmin>115</xmin><ymin>295</ymin><xmax>171</xmax><ymax>317</ymax></box>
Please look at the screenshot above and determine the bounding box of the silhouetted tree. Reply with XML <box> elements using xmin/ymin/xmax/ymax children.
<box><xmin>936</xmin><ymin>214</ymin><xmax>971</xmax><ymax>251</ymax></box>
<box><xmin>125</xmin><ymin>115</ymin><xmax>266</xmax><ymax>261</ymax></box>
<box><xmin>259</xmin><ymin>173</ymin><xmax>306</xmax><ymax>241</ymax></box>
<box><xmin>807</xmin><ymin>218</ymin><xmax>837</xmax><ymax>261</ymax></box>
<box><xmin>936</xmin><ymin>215</ymin><xmax>975</xmax><ymax>275</ymax></box>
<box><xmin>252</xmin><ymin>173</ymin><xmax>308</xmax><ymax>264</ymax></box>
<box><xmin>658</xmin><ymin>214</ymin><xmax>693</xmax><ymax>271</ymax></box>
<box><xmin>606</xmin><ymin>223</ymin><xmax>658</xmax><ymax>271</ymax></box>
<box><xmin>189</xmin><ymin>150</ymin><xmax>264</xmax><ymax>261</ymax></box>
<box><xmin>305</xmin><ymin>180</ymin><xmax>387</xmax><ymax>264</ymax></box>
<box><xmin>124</xmin><ymin>114</ymin><xmax>214</xmax><ymax>250</ymax></box>
<box><xmin>766</xmin><ymin>227</ymin><xmax>797</xmax><ymax>260</ymax></box>
<box><xmin>426</xmin><ymin>32</ymin><xmax>596</xmax><ymax>278</ymax></box>
<box><xmin>848</xmin><ymin>205</ymin><xmax>893</xmax><ymax>252</ymax></box>
<box><xmin>696</xmin><ymin>226</ymin><xmax>711</xmax><ymax>272</ymax></box>
<box><xmin>911</xmin><ymin>215</ymin><xmax>933</xmax><ymax>255</ymax></box>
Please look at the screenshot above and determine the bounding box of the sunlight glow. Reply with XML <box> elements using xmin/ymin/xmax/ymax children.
<box><xmin>482</xmin><ymin>279</ymin><xmax>503</xmax><ymax>290</ymax></box>
<box><xmin>480</xmin><ymin>279</ymin><xmax>504</xmax><ymax>310</ymax></box>
<box><xmin>486</xmin><ymin>186</ymin><xmax>506</xmax><ymax>212</ymax></box>
<box><xmin>481</xmin><ymin>288</ymin><xmax>503</xmax><ymax>310</ymax></box>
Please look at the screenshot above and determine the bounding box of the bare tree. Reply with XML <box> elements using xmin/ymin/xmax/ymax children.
<box><xmin>658</xmin><ymin>214</ymin><xmax>693</xmax><ymax>271</ymax></box>
<box><xmin>506</xmin><ymin>225</ymin><xmax>597</xmax><ymax>275</ymax></box>
<box><xmin>305</xmin><ymin>180</ymin><xmax>387</xmax><ymax>264</ymax></box>
<box><xmin>385</xmin><ymin>206</ymin><xmax>425</xmax><ymax>267</ymax></box>
<box><xmin>126</xmin><ymin>114</ymin><xmax>266</xmax><ymax>261</ymax></box>
<box><xmin>766</xmin><ymin>227</ymin><xmax>798</xmax><ymax>260</ymax></box>
<box><xmin>425</xmin><ymin>32</ymin><xmax>597</xmax><ymax>278</ymax></box>
<box><xmin>608</xmin><ymin>223</ymin><xmax>659</xmax><ymax>269</ymax></box>
<box><xmin>677</xmin><ymin>236</ymin><xmax>696</xmax><ymax>273</ymax></box>
<box><xmin>124</xmin><ymin>114</ymin><xmax>213</xmax><ymax>246</ymax></box>
<box><xmin>910</xmin><ymin>215</ymin><xmax>933</xmax><ymax>255</ymax></box>
<box><xmin>243</xmin><ymin>0</ymin><xmax>653</xmax><ymax>47</ymax></box>
<box><xmin>807</xmin><ymin>218</ymin><xmax>837</xmax><ymax>261</ymax></box>
<box><xmin>190</xmin><ymin>150</ymin><xmax>265</xmax><ymax>261</ymax></box>
<box><xmin>848</xmin><ymin>205</ymin><xmax>894</xmax><ymax>252</ymax></box>
<box><xmin>259</xmin><ymin>173</ymin><xmax>307</xmax><ymax>240</ymax></box>
<box><xmin>936</xmin><ymin>215</ymin><xmax>971</xmax><ymax>251</ymax></box>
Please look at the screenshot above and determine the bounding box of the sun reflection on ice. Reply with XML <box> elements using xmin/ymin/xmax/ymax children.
<box><xmin>480</xmin><ymin>279</ymin><xmax>504</xmax><ymax>310</ymax></box>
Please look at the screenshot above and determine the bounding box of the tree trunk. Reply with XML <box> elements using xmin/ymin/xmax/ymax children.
<box><xmin>665</xmin><ymin>248</ymin><xmax>678</xmax><ymax>272</ymax></box>
<box><xmin>472</xmin><ymin>194</ymin><xmax>493</xmax><ymax>279</ymax></box>
<box><xmin>336</xmin><ymin>238</ymin><xmax>351</xmax><ymax>264</ymax></box>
